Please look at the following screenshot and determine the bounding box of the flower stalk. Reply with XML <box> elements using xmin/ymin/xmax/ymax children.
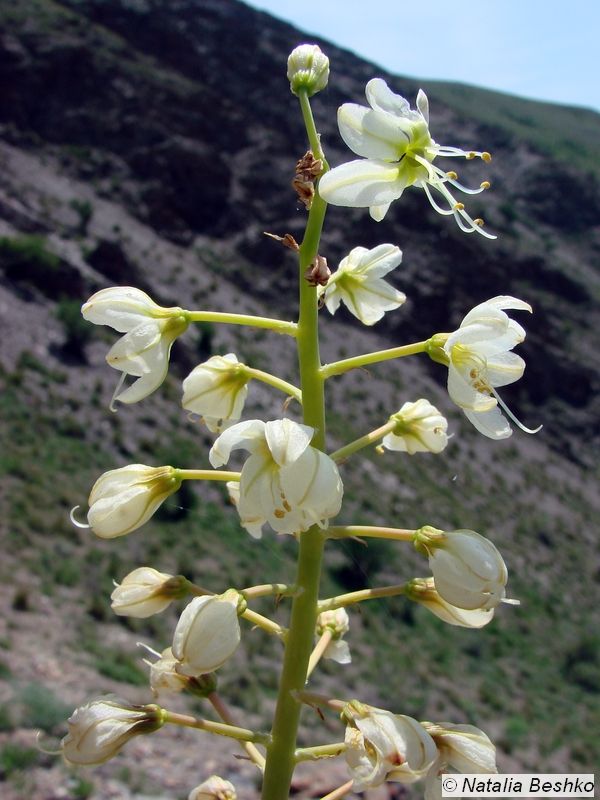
<box><xmin>321</xmin><ymin>340</ymin><xmax>428</xmax><ymax>379</ymax></box>
<box><xmin>318</xmin><ymin>584</ymin><xmax>408</xmax><ymax>612</ymax></box>
<box><xmin>186</xmin><ymin>310</ymin><xmax>297</xmax><ymax>336</ymax></box>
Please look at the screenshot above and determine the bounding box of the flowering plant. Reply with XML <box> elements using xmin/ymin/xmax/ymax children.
<box><xmin>60</xmin><ymin>42</ymin><xmax>540</xmax><ymax>800</ymax></box>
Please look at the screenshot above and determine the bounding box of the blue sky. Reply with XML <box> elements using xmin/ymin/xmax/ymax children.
<box><xmin>244</xmin><ymin>0</ymin><xmax>600</xmax><ymax>112</ymax></box>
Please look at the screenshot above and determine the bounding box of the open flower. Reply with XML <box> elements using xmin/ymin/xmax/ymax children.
<box><xmin>383</xmin><ymin>399</ymin><xmax>449</xmax><ymax>454</ymax></box>
<box><xmin>405</xmin><ymin>578</ymin><xmax>495</xmax><ymax>628</ymax></box>
<box><xmin>343</xmin><ymin>702</ymin><xmax>438</xmax><ymax>790</ymax></box>
<box><xmin>318</xmin><ymin>79</ymin><xmax>494</xmax><ymax>237</ymax></box>
<box><xmin>82</xmin><ymin>287</ymin><xmax>189</xmax><ymax>405</ymax></box>
<box><xmin>319</xmin><ymin>244</ymin><xmax>405</xmax><ymax>325</ymax></box>
<box><xmin>443</xmin><ymin>295</ymin><xmax>540</xmax><ymax>440</ymax></box>
<box><xmin>316</xmin><ymin>607</ymin><xmax>351</xmax><ymax>664</ymax></box>
<box><xmin>416</xmin><ymin>528</ymin><xmax>509</xmax><ymax>611</ymax></box>
<box><xmin>423</xmin><ymin>722</ymin><xmax>497</xmax><ymax>800</ymax></box>
<box><xmin>83</xmin><ymin>464</ymin><xmax>181</xmax><ymax>538</ymax></box>
<box><xmin>61</xmin><ymin>698</ymin><xmax>164</xmax><ymax>766</ymax></box>
<box><xmin>189</xmin><ymin>776</ymin><xmax>237</xmax><ymax>800</ymax></box>
<box><xmin>172</xmin><ymin>593</ymin><xmax>241</xmax><ymax>677</ymax></box>
<box><xmin>209</xmin><ymin>419</ymin><xmax>343</xmax><ymax>537</ymax></box>
<box><xmin>111</xmin><ymin>567</ymin><xmax>186</xmax><ymax>618</ymax></box>
<box><xmin>182</xmin><ymin>353</ymin><xmax>249</xmax><ymax>432</ymax></box>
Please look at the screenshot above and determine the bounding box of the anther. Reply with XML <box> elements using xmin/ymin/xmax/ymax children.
<box><xmin>474</xmin><ymin>218</ymin><xmax>484</xmax><ymax>227</ymax></box>
<box><xmin>480</xmin><ymin>181</ymin><xmax>491</xmax><ymax>190</ymax></box>
<box><xmin>466</xmin><ymin>152</ymin><xmax>476</xmax><ymax>160</ymax></box>
<box><xmin>481</xmin><ymin>152</ymin><xmax>492</xmax><ymax>162</ymax></box>
<box><xmin>454</xmin><ymin>202</ymin><xmax>465</xmax><ymax>211</ymax></box>
<box><xmin>446</xmin><ymin>171</ymin><xmax>458</xmax><ymax>180</ymax></box>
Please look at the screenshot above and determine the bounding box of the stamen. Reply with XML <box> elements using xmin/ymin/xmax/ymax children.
<box><xmin>109</xmin><ymin>372</ymin><xmax>127</xmax><ymax>412</ymax></box>
<box><xmin>70</xmin><ymin>505</ymin><xmax>90</xmax><ymax>529</ymax></box>
<box><xmin>491</xmin><ymin>388</ymin><xmax>543</xmax><ymax>435</ymax></box>
<box><xmin>474</xmin><ymin>218</ymin><xmax>484</xmax><ymax>226</ymax></box>
<box><xmin>502</xmin><ymin>597</ymin><xmax>521</xmax><ymax>606</ymax></box>
<box><xmin>453</xmin><ymin>202</ymin><xmax>465</xmax><ymax>211</ymax></box>
<box><xmin>137</xmin><ymin>641</ymin><xmax>162</xmax><ymax>659</ymax></box>
<box><xmin>446</xmin><ymin>171</ymin><xmax>458</xmax><ymax>180</ymax></box>
<box><xmin>480</xmin><ymin>181</ymin><xmax>491</xmax><ymax>189</ymax></box>
<box><xmin>466</xmin><ymin>152</ymin><xmax>476</xmax><ymax>160</ymax></box>
<box><xmin>422</xmin><ymin>182</ymin><xmax>455</xmax><ymax>216</ymax></box>
<box><xmin>481</xmin><ymin>152</ymin><xmax>492</xmax><ymax>162</ymax></box>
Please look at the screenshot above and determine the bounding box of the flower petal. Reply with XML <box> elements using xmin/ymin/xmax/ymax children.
<box><xmin>463</xmin><ymin>406</ymin><xmax>512</xmax><ymax>440</ymax></box>
<box><xmin>82</xmin><ymin>287</ymin><xmax>161</xmax><ymax>332</ymax></box>
<box><xmin>209</xmin><ymin>420</ymin><xmax>266</xmax><ymax>467</ymax></box>
<box><xmin>338</xmin><ymin>104</ymin><xmax>410</xmax><ymax>160</ymax></box>
<box><xmin>264</xmin><ymin>419</ymin><xmax>313</xmax><ymax>467</ymax></box>
<box><xmin>319</xmin><ymin>159</ymin><xmax>407</xmax><ymax>208</ymax></box>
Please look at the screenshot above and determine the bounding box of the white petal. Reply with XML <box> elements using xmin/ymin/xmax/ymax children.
<box><xmin>114</xmin><ymin>338</ymin><xmax>171</xmax><ymax>403</ymax></box>
<box><xmin>318</xmin><ymin>159</ymin><xmax>407</xmax><ymax>208</ymax></box>
<box><xmin>366</xmin><ymin>78</ymin><xmax>415</xmax><ymax>119</ymax></box>
<box><xmin>464</xmin><ymin>296</ymin><xmax>532</xmax><ymax>323</ymax></box>
<box><xmin>323</xmin><ymin>639</ymin><xmax>351</xmax><ymax>664</ymax></box>
<box><xmin>264</xmin><ymin>419</ymin><xmax>313</xmax><ymax>467</ymax></box>
<box><xmin>369</xmin><ymin>203</ymin><xmax>391</xmax><ymax>221</ymax></box>
<box><xmin>350</xmin><ymin>243</ymin><xmax>403</xmax><ymax>279</ymax></box>
<box><xmin>485</xmin><ymin>352</ymin><xmax>525</xmax><ymax>388</ymax></box>
<box><xmin>463</xmin><ymin>407</ymin><xmax>512</xmax><ymax>440</ymax></box>
<box><xmin>447</xmin><ymin>364</ymin><xmax>496</xmax><ymax>412</ymax></box>
<box><xmin>209</xmin><ymin>420</ymin><xmax>266</xmax><ymax>467</ymax></box>
<box><xmin>82</xmin><ymin>287</ymin><xmax>160</xmax><ymax>332</ymax></box>
<box><xmin>106</xmin><ymin>322</ymin><xmax>163</xmax><ymax>375</ymax></box>
<box><xmin>338</xmin><ymin>104</ymin><xmax>410</xmax><ymax>160</ymax></box>
<box><xmin>416</xmin><ymin>89</ymin><xmax>429</xmax><ymax>124</ymax></box>
<box><xmin>340</xmin><ymin>277</ymin><xmax>405</xmax><ymax>325</ymax></box>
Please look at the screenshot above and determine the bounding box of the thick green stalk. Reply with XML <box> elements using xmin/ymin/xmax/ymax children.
<box><xmin>260</xmin><ymin>89</ymin><xmax>329</xmax><ymax>800</ymax></box>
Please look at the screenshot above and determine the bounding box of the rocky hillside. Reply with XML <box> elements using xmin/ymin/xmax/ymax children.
<box><xmin>0</xmin><ymin>1</ymin><xmax>599</xmax><ymax>798</ymax></box>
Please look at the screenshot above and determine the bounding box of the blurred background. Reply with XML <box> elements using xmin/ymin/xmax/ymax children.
<box><xmin>0</xmin><ymin>1</ymin><xmax>598</xmax><ymax>798</ymax></box>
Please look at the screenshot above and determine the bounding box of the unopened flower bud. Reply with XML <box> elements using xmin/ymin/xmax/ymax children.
<box><xmin>61</xmin><ymin>697</ymin><xmax>165</xmax><ymax>765</ymax></box>
<box><xmin>182</xmin><ymin>354</ymin><xmax>249</xmax><ymax>432</ymax></box>
<box><xmin>316</xmin><ymin>607</ymin><xmax>351</xmax><ymax>664</ymax></box>
<box><xmin>406</xmin><ymin>577</ymin><xmax>494</xmax><ymax>628</ymax></box>
<box><xmin>417</xmin><ymin>529</ymin><xmax>508</xmax><ymax>610</ymax></box>
<box><xmin>383</xmin><ymin>400</ymin><xmax>449</xmax><ymax>454</ymax></box>
<box><xmin>111</xmin><ymin>568</ymin><xmax>187</xmax><ymax>618</ymax></box>
<box><xmin>422</xmin><ymin>721</ymin><xmax>496</xmax><ymax>799</ymax></box>
<box><xmin>287</xmin><ymin>44</ymin><xmax>329</xmax><ymax>97</ymax></box>
<box><xmin>342</xmin><ymin>701</ymin><xmax>437</xmax><ymax>789</ymax></box>
<box><xmin>172</xmin><ymin>592</ymin><xmax>241</xmax><ymax>677</ymax></box>
<box><xmin>189</xmin><ymin>775</ymin><xmax>237</xmax><ymax>800</ymax></box>
<box><xmin>84</xmin><ymin>464</ymin><xmax>181</xmax><ymax>538</ymax></box>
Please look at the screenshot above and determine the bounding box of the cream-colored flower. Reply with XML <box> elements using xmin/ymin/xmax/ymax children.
<box><xmin>83</xmin><ymin>464</ymin><xmax>181</xmax><ymax>538</ymax></box>
<box><xmin>319</xmin><ymin>244</ymin><xmax>405</xmax><ymax>325</ymax></box>
<box><xmin>172</xmin><ymin>593</ymin><xmax>241</xmax><ymax>677</ymax></box>
<box><xmin>111</xmin><ymin>567</ymin><xmax>185</xmax><ymax>618</ymax></box>
<box><xmin>423</xmin><ymin>722</ymin><xmax>497</xmax><ymax>800</ymax></box>
<box><xmin>416</xmin><ymin>528</ymin><xmax>509</xmax><ymax>611</ymax></box>
<box><xmin>82</xmin><ymin>286</ymin><xmax>189</xmax><ymax>405</ymax></box>
<box><xmin>405</xmin><ymin>578</ymin><xmax>495</xmax><ymax>628</ymax></box>
<box><xmin>287</xmin><ymin>44</ymin><xmax>329</xmax><ymax>97</ymax></box>
<box><xmin>343</xmin><ymin>702</ymin><xmax>438</xmax><ymax>790</ymax></box>
<box><xmin>318</xmin><ymin>79</ymin><xmax>494</xmax><ymax>237</ymax></box>
<box><xmin>142</xmin><ymin>646</ymin><xmax>217</xmax><ymax>699</ymax></box>
<box><xmin>189</xmin><ymin>775</ymin><xmax>237</xmax><ymax>800</ymax></box>
<box><xmin>182</xmin><ymin>353</ymin><xmax>249</xmax><ymax>432</ymax></box>
<box><xmin>383</xmin><ymin>399</ymin><xmax>449</xmax><ymax>454</ymax></box>
<box><xmin>316</xmin><ymin>607</ymin><xmax>351</xmax><ymax>664</ymax></box>
<box><xmin>210</xmin><ymin>419</ymin><xmax>343</xmax><ymax>537</ymax></box>
<box><xmin>443</xmin><ymin>295</ymin><xmax>540</xmax><ymax>440</ymax></box>
<box><xmin>61</xmin><ymin>698</ymin><xmax>164</xmax><ymax>766</ymax></box>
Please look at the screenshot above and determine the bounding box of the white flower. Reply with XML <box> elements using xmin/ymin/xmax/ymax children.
<box><xmin>189</xmin><ymin>776</ymin><xmax>237</xmax><ymax>800</ymax></box>
<box><xmin>182</xmin><ymin>354</ymin><xmax>249</xmax><ymax>432</ymax></box>
<box><xmin>423</xmin><ymin>722</ymin><xmax>497</xmax><ymax>800</ymax></box>
<box><xmin>287</xmin><ymin>44</ymin><xmax>329</xmax><ymax>97</ymax></box>
<box><xmin>172</xmin><ymin>593</ymin><xmax>241</xmax><ymax>677</ymax></box>
<box><xmin>111</xmin><ymin>567</ymin><xmax>184</xmax><ymax>618</ymax></box>
<box><xmin>318</xmin><ymin>78</ymin><xmax>494</xmax><ymax>237</ymax></box>
<box><xmin>209</xmin><ymin>419</ymin><xmax>343</xmax><ymax>537</ymax></box>
<box><xmin>343</xmin><ymin>703</ymin><xmax>438</xmax><ymax>790</ymax></box>
<box><xmin>406</xmin><ymin>578</ymin><xmax>495</xmax><ymax>628</ymax></box>
<box><xmin>142</xmin><ymin>646</ymin><xmax>217</xmax><ymax>698</ymax></box>
<box><xmin>417</xmin><ymin>529</ymin><xmax>509</xmax><ymax>611</ymax></box>
<box><xmin>383</xmin><ymin>399</ymin><xmax>449</xmax><ymax>454</ymax></box>
<box><xmin>443</xmin><ymin>295</ymin><xmax>540</xmax><ymax>440</ymax></box>
<box><xmin>319</xmin><ymin>244</ymin><xmax>405</xmax><ymax>326</ymax></box>
<box><xmin>61</xmin><ymin>698</ymin><xmax>164</xmax><ymax>765</ymax></box>
<box><xmin>316</xmin><ymin>607</ymin><xmax>351</xmax><ymax>664</ymax></box>
<box><xmin>82</xmin><ymin>286</ymin><xmax>189</xmax><ymax>405</ymax></box>
<box><xmin>83</xmin><ymin>464</ymin><xmax>181</xmax><ymax>538</ymax></box>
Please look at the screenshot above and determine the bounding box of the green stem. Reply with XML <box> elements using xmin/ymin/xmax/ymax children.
<box><xmin>318</xmin><ymin>583</ymin><xmax>408</xmax><ymax>612</ymax></box>
<box><xmin>186</xmin><ymin>583</ymin><xmax>286</xmax><ymax>638</ymax></box>
<box><xmin>260</xmin><ymin>89</ymin><xmax>329</xmax><ymax>800</ymax></box>
<box><xmin>186</xmin><ymin>310</ymin><xmax>297</xmax><ymax>337</ymax></box>
<box><xmin>243</xmin><ymin>367</ymin><xmax>302</xmax><ymax>403</ymax></box>
<box><xmin>178</xmin><ymin>469</ymin><xmax>240</xmax><ymax>482</ymax></box>
<box><xmin>329</xmin><ymin>420</ymin><xmax>396</xmax><ymax>462</ymax></box>
<box><xmin>208</xmin><ymin>692</ymin><xmax>266</xmax><ymax>770</ymax></box>
<box><xmin>295</xmin><ymin>741</ymin><xmax>347</xmax><ymax>762</ymax></box>
<box><xmin>326</xmin><ymin>525</ymin><xmax>416</xmax><ymax>542</ymax></box>
<box><xmin>306</xmin><ymin>630</ymin><xmax>332</xmax><ymax>678</ymax></box>
<box><xmin>321</xmin><ymin>340</ymin><xmax>428</xmax><ymax>379</ymax></box>
<box><xmin>242</xmin><ymin>583</ymin><xmax>297</xmax><ymax>600</ymax></box>
<box><xmin>164</xmin><ymin>710</ymin><xmax>270</xmax><ymax>746</ymax></box>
